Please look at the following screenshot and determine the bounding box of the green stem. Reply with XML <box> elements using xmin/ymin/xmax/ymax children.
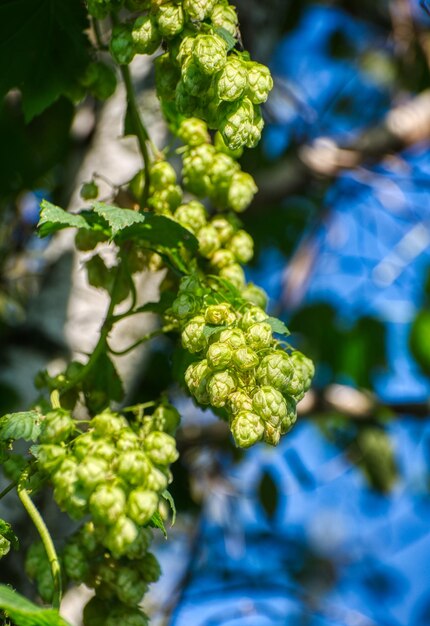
<box><xmin>107</xmin><ymin>326</ymin><xmax>173</xmax><ymax>357</ymax></box>
<box><xmin>0</xmin><ymin>481</ymin><xmax>17</xmax><ymax>501</ymax></box>
<box><xmin>119</xmin><ymin>63</ymin><xmax>152</xmax><ymax>208</ymax></box>
<box><xmin>17</xmin><ymin>471</ymin><xmax>62</xmax><ymax>610</ymax></box>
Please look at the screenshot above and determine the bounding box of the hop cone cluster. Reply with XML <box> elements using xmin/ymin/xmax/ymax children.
<box><xmin>30</xmin><ymin>404</ymin><xmax>180</xmax><ymax>624</ymax></box>
<box><xmin>169</xmin><ymin>277</ymin><xmax>314</xmax><ymax>448</ymax></box>
<box><xmin>88</xmin><ymin>0</ymin><xmax>273</xmax><ymax>151</ymax></box>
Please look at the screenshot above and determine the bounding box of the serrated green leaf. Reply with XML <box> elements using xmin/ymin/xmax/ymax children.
<box><xmin>0</xmin><ymin>585</ymin><xmax>71</xmax><ymax>626</ymax></box>
<box><xmin>148</xmin><ymin>511</ymin><xmax>167</xmax><ymax>538</ymax></box>
<box><xmin>0</xmin><ymin>411</ymin><xmax>41</xmax><ymax>442</ymax></box>
<box><xmin>202</xmin><ymin>324</ymin><xmax>227</xmax><ymax>339</ymax></box>
<box><xmin>267</xmin><ymin>317</ymin><xmax>290</xmax><ymax>336</ymax></box>
<box><xmin>214</xmin><ymin>27</ymin><xmax>237</xmax><ymax>51</ymax></box>
<box><xmin>117</xmin><ymin>216</ymin><xmax>198</xmax><ymax>253</ymax></box>
<box><xmin>38</xmin><ymin>201</ymin><xmax>91</xmax><ymax>237</ymax></box>
<box><xmin>0</xmin><ymin>0</ymin><xmax>90</xmax><ymax>122</ymax></box>
<box><xmin>92</xmin><ymin>202</ymin><xmax>147</xmax><ymax>237</ymax></box>
<box><xmin>0</xmin><ymin>520</ymin><xmax>18</xmax><ymax>553</ymax></box>
<box><xmin>161</xmin><ymin>490</ymin><xmax>176</xmax><ymax>526</ymax></box>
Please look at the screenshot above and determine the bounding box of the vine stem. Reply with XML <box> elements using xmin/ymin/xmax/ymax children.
<box><xmin>107</xmin><ymin>325</ymin><xmax>174</xmax><ymax>357</ymax></box>
<box><xmin>0</xmin><ymin>481</ymin><xmax>17</xmax><ymax>501</ymax></box>
<box><xmin>17</xmin><ymin>470</ymin><xmax>62</xmax><ymax>610</ymax></box>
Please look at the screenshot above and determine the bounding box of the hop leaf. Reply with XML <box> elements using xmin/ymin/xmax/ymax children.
<box><xmin>110</xmin><ymin>24</ymin><xmax>135</xmax><ymax>65</ymax></box>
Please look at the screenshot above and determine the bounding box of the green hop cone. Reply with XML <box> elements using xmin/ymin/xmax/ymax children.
<box><xmin>246</xmin><ymin>62</ymin><xmax>273</xmax><ymax>104</ymax></box>
<box><xmin>246</xmin><ymin>322</ymin><xmax>273</xmax><ymax>350</ymax></box>
<box><xmin>181</xmin><ymin>58</ymin><xmax>212</xmax><ymax>96</ymax></box>
<box><xmin>228</xmin><ymin>390</ymin><xmax>253</xmax><ymax>414</ymax></box>
<box><xmin>227</xmin><ymin>171</ymin><xmax>258</xmax><ymax>212</ymax></box>
<box><xmin>155</xmin><ymin>53</ymin><xmax>180</xmax><ymax>101</ymax></box>
<box><xmin>182</xmin><ymin>315</ymin><xmax>208</xmax><ymax>353</ymax></box>
<box><xmin>146</xmin><ymin>465</ymin><xmax>170</xmax><ymax>492</ymax></box>
<box><xmin>174</xmin><ymin>200</ymin><xmax>207</xmax><ymax>234</ymax></box>
<box><xmin>80</xmin><ymin>181</ymin><xmax>99</xmax><ymax>200</ymax></box>
<box><xmin>193</xmin><ymin>34</ymin><xmax>227</xmax><ymax>75</ymax></box>
<box><xmin>198</xmin><ymin>224</ymin><xmax>220</xmax><ymax>258</ymax></box>
<box><xmin>218</xmin><ymin>327</ymin><xmax>246</xmax><ymax>349</ymax></box>
<box><xmin>150</xmin><ymin>160</ymin><xmax>177</xmax><ymax>189</ymax></box>
<box><xmin>263</xmin><ymin>423</ymin><xmax>281</xmax><ymax>446</ymax></box>
<box><xmin>125</xmin><ymin>526</ymin><xmax>152</xmax><ymax>559</ymax></box>
<box><xmin>39</xmin><ymin>410</ymin><xmax>75</xmax><ymax>444</ymax></box>
<box><xmin>116</xmin><ymin>429</ymin><xmax>140</xmax><ymax>452</ymax></box>
<box><xmin>252</xmin><ymin>386</ymin><xmax>287</xmax><ymax>428</ymax></box>
<box><xmin>137</xmin><ymin>551</ymin><xmax>162</xmax><ymax>582</ymax></box>
<box><xmin>184</xmin><ymin>0</ymin><xmax>216</xmax><ymax>21</ymax></box>
<box><xmin>132</xmin><ymin>14</ymin><xmax>161</xmax><ymax>55</ymax></box>
<box><xmin>149</xmin><ymin>184</ymin><xmax>183</xmax><ymax>214</ymax></box>
<box><xmin>156</xmin><ymin>3</ymin><xmax>185</xmax><ymax>38</ymax></box>
<box><xmin>172</xmin><ymin>292</ymin><xmax>202</xmax><ymax>320</ymax></box>
<box><xmin>87</xmin><ymin>0</ymin><xmax>122</xmax><ymax>19</ymax></box>
<box><xmin>227</xmin><ymin>230</ymin><xmax>254</xmax><ymax>263</ymax></box>
<box><xmin>240</xmin><ymin>306</ymin><xmax>268</xmax><ymax>330</ymax></box>
<box><xmin>207</xmin><ymin>341</ymin><xmax>233</xmax><ymax>370</ymax></box>
<box><xmin>210</xmin><ymin>249</ymin><xmax>235</xmax><ymax>270</ymax></box>
<box><xmin>177</xmin><ymin>117</ymin><xmax>211</xmax><ymax>146</ymax></box>
<box><xmin>205</xmin><ymin>303</ymin><xmax>236</xmax><ymax>325</ymax></box>
<box><xmin>231</xmin><ymin>410</ymin><xmax>264</xmax><ymax>448</ymax></box>
<box><xmin>185</xmin><ymin>359</ymin><xmax>211</xmax><ymax>404</ymax></box>
<box><xmin>207</xmin><ymin>370</ymin><xmax>236</xmax><ymax>407</ymax></box>
<box><xmin>210</xmin><ymin>2</ymin><xmax>238</xmax><ymax>36</ymax></box>
<box><xmin>144</xmin><ymin>431</ymin><xmax>178</xmax><ymax>465</ymax></box>
<box><xmin>104</xmin><ymin>516</ymin><xmax>139</xmax><ymax>557</ymax></box>
<box><xmin>114</xmin><ymin>566</ymin><xmax>149</xmax><ymax>605</ymax></box>
<box><xmin>232</xmin><ymin>346</ymin><xmax>259</xmax><ymax>371</ymax></box>
<box><xmin>219</xmin><ymin>263</ymin><xmax>246</xmax><ymax>289</ymax></box>
<box><xmin>256</xmin><ymin>351</ymin><xmax>293</xmax><ymax>393</ymax></box>
<box><xmin>211</xmin><ymin>217</ymin><xmax>235</xmax><ymax>244</ymax></box>
<box><xmin>182</xmin><ymin>144</ymin><xmax>216</xmax><ymax>196</ymax></box>
<box><xmin>35</xmin><ymin>444</ymin><xmax>66</xmax><ymax>473</ymax></box>
<box><xmin>175</xmin><ymin>31</ymin><xmax>198</xmax><ymax>64</ymax></box>
<box><xmin>91</xmin><ymin>411</ymin><xmax>128</xmax><ymax>437</ymax></box>
<box><xmin>219</xmin><ymin>97</ymin><xmax>254</xmax><ymax>150</ymax></box>
<box><xmin>281</xmin><ymin>352</ymin><xmax>314</xmax><ymax>402</ymax></box>
<box><xmin>127</xmin><ymin>489</ymin><xmax>158</xmax><ymax>525</ymax></box>
<box><xmin>62</xmin><ymin>541</ymin><xmax>90</xmax><ymax>582</ymax></box>
<box><xmin>241</xmin><ymin>283</ymin><xmax>268</xmax><ymax>308</ymax></box>
<box><xmin>117</xmin><ymin>450</ymin><xmax>152</xmax><ymax>486</ymax></box>
<box><xmin>110</xmin><ymin>24</ymin><xmax>135</xmax><ymax>66</ymax></box>
<box><xmin>216</xmin><ymin>57</ymin><xmax>248</xmax><ymax>102</ymax></box>
<box><xmin>0</xmin><ymin>535</ymin><xmax>10</xmax><ymax>558</ymax></box>
<box><xmin>246</xmin><ymin>104</ymin><xmax>264</xmax><ymax>148</ymax></box>
<box><xmin>280</xmin><ymin>396</ymin><xmax>297</xmax><ymax>435</ymax></box>
<box><xmin>77</xmin><ymin>457</ymin><xmax>109</xmax><ymax>493</ymax></box>
<box><xmin>83</xmin><ymin>597</ymin><xmax>110</xmax><ymax>626</ymax></box>
<box><xmin>89</xmin><ymin>484</ymin><xmax>126</xmax><ymax>525</ymax></box>
<box><xmin>214</xmin><ymin>130</ymin><xmax>244</xmax><ymax>159</ymax></box>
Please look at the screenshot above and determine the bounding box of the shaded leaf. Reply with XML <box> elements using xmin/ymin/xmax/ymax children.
<box><xmin>267</xmin><ymin>317</ymin><xmax>290</xmax><ymax>336</ymax></box>
<box><xmin>0</xmin><ymin>411</ymin><xmax>41</xmax><ymax>442</ymax></box>
<box><xmin>82</xmin><ymin>353</ymin><xmax>124</xmax><ymax>414</ymax></box>
<box><xmin>148</xmin><ymin>511</ymin><xmax>167</xmax><ymax>538</ymax></box>
<box><xmin>0</xmin><ymin>0</ymin><xmax>90</xmax><ymax>121</ymax></box>
<box><xmin>410</xmin><ymin>309</ymin><xmax>430</xmax><ymax>376</ymax></box>
<box><xmin>38</xmin><ymin>201</ymin><xmax>91</xmax><ymax>237</ymax></box>
<box><xmin>161</xmin><ymin>490</ymin><xmax>176</xmax><ymax>526</ymax></box>
<box><xmin>215</xmin><ymin>27</ymin><xmax>237</xmax><ymax>51</ymax></box>
<box><xmin>0</xmin><ymin>585</ymin><xmax>71</xmax><ymax>626</ymax></box>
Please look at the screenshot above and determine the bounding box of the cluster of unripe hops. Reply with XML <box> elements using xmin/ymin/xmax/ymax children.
<box><xmin>28</xmin><ymin>405</ymin><xmax>180</xmax><ymax>622</ymax></box>
<box><xmin>169</xmin><ymin>277</ymin><xmax>314</xmax><ymax>447</ymax></box>
<box><xmin>87</xmin><ymin>0</ymin><xmax>273</xmax><ymax>151</ymax></box>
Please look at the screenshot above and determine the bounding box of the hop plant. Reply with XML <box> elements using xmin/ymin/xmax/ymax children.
<box><xmin>193</xmin><ymin>34</ymin><xmax>228</xmax><ymax>75</ymax></box>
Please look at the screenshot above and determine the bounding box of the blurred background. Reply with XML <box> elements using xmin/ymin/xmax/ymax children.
<box><xmin>2</xmin><ymin>0</ymin><xmax>430</xmax><ymax>624</ymax></box>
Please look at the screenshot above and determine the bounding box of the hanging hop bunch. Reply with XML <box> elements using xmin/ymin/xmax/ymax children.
<box><xmin>29</xmin><ymin>404</ymin><xmax>180</xmax><ymax>621</ymax></box>
<box><xmin>98</xmin><ymin>0</ymin><xmax>273</xmax><ymax>151</ymax></box>
<box><xmin>168</xmin><ymin>277</ymin><xmax>314</xmax><ymax>448</ymax></box>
